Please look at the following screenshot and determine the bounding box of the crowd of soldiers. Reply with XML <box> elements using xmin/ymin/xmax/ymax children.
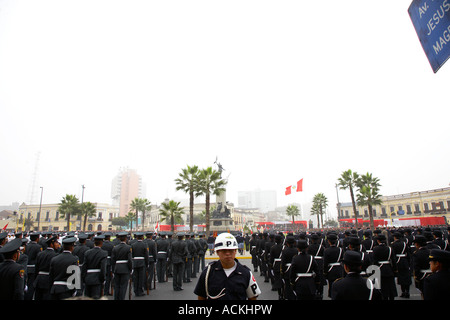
<box><xmin>0</xmin><ymin>230</ymin><xmax>213</xmax><ymax>300</ymax></box>
<box><xmin>247</xmin><ymin>225</ymin><xmax>450</xmax><ymax>300</ymax></box>
<box><xmin>1</xmin><ymin>225</ymin><xmax>449</xmax><ymax>300</ymax></box>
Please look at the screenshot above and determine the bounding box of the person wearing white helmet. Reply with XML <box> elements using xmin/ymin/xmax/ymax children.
<box><xmin>194</xmin><ymin>232</ymin><xmax>261</xmax><ymax>300</ymax></box>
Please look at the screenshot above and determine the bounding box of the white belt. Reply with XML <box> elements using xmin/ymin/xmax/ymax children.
<box><xmin>396</xmin><ymin>254</ymin><xmax>406</xmax><ymax>257</ymax></box>
<box><xmin>366</xmin><ymin>250</ymin><xmax>373</xmax><ymax>253</ymax></box>
<box><xmin>27</xmin><ymin>265</ymin><xmax>35</xmax><ymax>267</ymax></box>
<box><xmin>329</xmin><ymin>262</ymin><xmax>340</xmax><ymax>266</ymax></box>
<box><xmin>378</xmin><ymin>261</ymin><xmax>390</xmax><ymax>265</ymax></box>
<box><xmin>420</xmin><ymin>269</ymin><xmax>432</xmax><ymax>273</ymax></box>
<box><xmin>296</xmin><ymin>273</ymin><xmax>314</xmax><ymax>277</ymax></box>
<box><xmin>314</xmin><ymin>256</ymin><xmax>323</xmax><ymax>259</ymax></box>
<box><xmin>274</xmin><ymin>258</ymin><xmax>281</xmax><ymax>262</ymax></box>
<box><xmin>116</xmin><ymin>260</ymin><xmax>128</xmax><ymax>263</ymax></box>
<box><xmin>87</xmin><ymin>269</ymin><xmax>101</xmax><ymax>273</ymax></box>
<box><xmin>158</xmin><ymin>251</ymin><xmax>167</xmax><ymax>254</ymax></box>
<box><xmin>133</xmin><ymin>257</ymin><xmax>145</xmax><ymax>260</ymax></box>
<box><xmin>107</xmin><ymin>256</ymin><xmax>111</xmax><ymax>259</ymax></box>
<box><xmin>53</xmin><ymin>281</ymin><xmax>68</xmax><ymax>286</ymax></box>
<box><xmin>38</xmin><ymin>271</ymin><xmax>49</xmax><ymax>275</ymax></box>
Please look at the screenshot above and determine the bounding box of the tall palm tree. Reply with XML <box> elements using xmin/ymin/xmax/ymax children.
<box><xmin>356</xmin><ymin>172</ymin><xmax>382</xmax><ymax>230</ymax></box>
<box><xmin>310</xmin><ymin>202</ymin><xmax>321</xmax><ymax>229</ymax></box>
<box><xmin>80</xmin><ymin>201</ymin><xmax>97</xmax><ymax>231</ymax></box>
<box><xmin>175</xmin><ymin>165</ymin><xmax>199</xmax><ymax>233</ymax></box>
<box><xmin>159</xmin><ymin>200</ymin><xmax>184</xmax><ymax>232</ymax></box>
<box><xmin>285</xmin><ymin>205</ymin><xmax>300</xmax><ymax>232</ymax></box>
<box><xmin>58</xmin><ymin>194</ymin><xmax>81</xmax><ymax>232</ymax></box>
<box><xmin>337</xmin><ymin>169</ymin><xmax>360</xmax><ymax>227</ymax></box>
<box><xmin>313</xmin><ymin>193</ymin><xmax>328</xmax><ymax>229</ymax></box>
<box><xmin>196</xmin><ymin>167</ymin><xmax>227</xmax><ymax>236</ymax></box>
<box><xmin>130</xmin><ymin>198</ymin><xmax>151</xmax><ymax>231</ymax></box>
<box><xmin>125</xmin><ymin>211</ymin><xmax>136</xmax><ymax>230</ymax></box>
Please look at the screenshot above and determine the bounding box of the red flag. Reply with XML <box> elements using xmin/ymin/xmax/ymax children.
<box><xmin>2</xmin><ymin>223</ymin><xmax>8</xmax><ymax>231</ymax></box>
<box><xmin>285</xmin><ymin>179</ymin><xmax>303</xmax><ymax>195</ymax></box>
<box><xmin>285</xmin><ymin>186</ymin><xmax>292</xmax><ymax>195</ymax></box>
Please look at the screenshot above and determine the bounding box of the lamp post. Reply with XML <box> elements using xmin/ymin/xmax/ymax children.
<box><xmin>38</xmin><ymin>187</ymin><xmax>43</xmax><ymax>231</ymax></box>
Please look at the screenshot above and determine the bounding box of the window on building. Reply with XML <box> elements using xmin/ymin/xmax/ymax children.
<box><xmin>406</xmin><ymin>205</ymin><xmax>412</xmax><ymax>214</ymax></box>
<box><xmin>364</xmin><ymin>209</ymin><xmax>368</xmax><ymax>217</ymax></box>
<box><xmin>414</xmin><ymin>204</ymin><xmax>420</xmax><ymax>213</ymax></box>
<box><xmin>55</xmin><ymin>211</ymin><xmax>59</xmax><ymax>221</ymax></box>
<box><xmin>345</xmin><ymin>210</ymin><xmax>349</xmax><ymax>217</ymax></box>
<box><xmin>424</xmin><ymin>203</ymin><xmax>429</xmax><ymax>212</ymax></box>
<box><xmin>46</xmin><ymin>211</ymin><xmax>50</xmax><ymax>221</ymax></box>
<box><xmin>381</xmin><ymin>207</ymin><xmax>387</xmax><ymax>216</ymax></box>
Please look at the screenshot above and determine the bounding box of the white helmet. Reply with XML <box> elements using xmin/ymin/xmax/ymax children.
<box><xmin>214</xmin><ymin>232</ymin><xmax>238</xmax><ymax>251</ymax></box>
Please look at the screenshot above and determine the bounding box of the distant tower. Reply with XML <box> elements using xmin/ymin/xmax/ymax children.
<box><xmin>27</xmin><ymin>151</ymin><xmax>41</xmax><ymax>204</ymax></box>
<box><xmin>111</xmin><ymin>167</ymin><xmax>143</xmax><ymax>216</ymax></box>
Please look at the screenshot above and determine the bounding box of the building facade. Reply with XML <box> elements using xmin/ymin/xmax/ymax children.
<box><xmin>111</xmin><ymin>167</ymin><xmax>144</xmax><ymax>217</ymax></box>
<box><xmin>4</xmin><ymin>202</ymin><xmax>120</xmax><ymax>233</ymax></box>
<box><xmin>338</xmin><ymin>187</ymin><xmax>450</xmax><ymax>227</ymax></box>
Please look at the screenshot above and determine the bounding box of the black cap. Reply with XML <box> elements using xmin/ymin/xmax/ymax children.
<box><xmin>297</xmin><ymin>240</ymin><xmax>308</xmax><ymax>250</ymax></box>
<box><xmin>46</xmin><ymin>236</ymin><xmax>58</xmax><ymax>245</ymax></box>
<box><xmin>62</xmin><ymin>237</ymin><xmax>77</xmax><ymax>244</ymax></box>
<box><xmin>429</xmin><ymin>249</ymin><xmax>450</xmax><ymax>263</ymax></box>
<box><xmin>0</xmin><ymin>232</ymin><xmax>8</xmax><ymax>240</ymax></box>
<box><xmin>0</xmin><ymin>238</ymin><xmax>22</xmax><ymax>254</ymax></box>
<box><xmin>413</xmin><ymin>235</ymin><xmax>427</xmax><ymax>245</ymax></box>
<box><xmin>343</xmin><ymin>250</ymin><xmax>362</xmax><ymax>266</ymax></box>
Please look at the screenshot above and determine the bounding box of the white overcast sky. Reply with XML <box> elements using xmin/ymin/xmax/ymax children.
<box><xmin>1</xmin><ymin>0</ymin><xmax>449</xmax><ymax>219</ymax></box>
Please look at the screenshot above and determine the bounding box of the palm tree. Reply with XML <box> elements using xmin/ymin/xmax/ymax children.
<box><xmin>24</xmin><ymin>217</ymin><xmax>34</xmax><ymax>232</ymax></box>
<box><xmin>130</xmin><ymin>198</ymin><xmax>151</xmax><ymax>231</ymax></box>
<box><xmin>58</xmin><ymin>194</ymin><xmax>81</xmax><ymax>232</ymax></box>
<box><xmin>125</xmin><ymin>211</ymin><xmax>136</xmax><ymax>230</ymax></box>
<box><xmin>285</xmin><ymin>205</ymin><xmax>300</xmax><ymax>231</ymax></box>
<box><xmin>139</xmin><ymin>198</ymin><xmax>152</xmax><ymax>231</ymax></box>
<box><xmin>356</xmin><ymin>172</ymin><xmax>382</xmax><ymax>230</ymax></box>
<box><xmin>80</xmin><ymin>201</ymin><xmax>97</xmax><ymax>231</ymax></box>
<box><xmin>196</xmin><ymin>167</ymin><xmax>227</xmax><ymax>236</ymax></box>
<box><xmin>310</xmin><ymin>202</ymin><xmax>321</xmax><ymax>229</ymax></box>
<box><xmin>337</xmin><ymin>169</ymin><xmax>360</xmax><ymax>227</ymax></box>
<box><xmin>313</xmin><ymin>193</ymin><xmax>328</xmax><ymax>229</ymax></box>
<box><xmin>159</xmin><ymin>200</ymin><xmax>184</xmax><ymax>232</ymax></box>
<box><xmin>175</xmin><ymin>165</ymin><xmax>199</xmax><ymax>233</ymax></box>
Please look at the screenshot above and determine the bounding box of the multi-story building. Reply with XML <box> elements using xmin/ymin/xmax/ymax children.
<box><xmin>111</xmin><ymin>167</ymin><xmax>144</xmax><ymax>217</ymax></box>
<box><xmin>337</xmin><ymin>187</ymin><xmax>450</xmax><ymax>227</ymax></box>
<box><xmin>238</xmin><ymin>189</ymin><xmax>277</xmax><ymax>213</ymax></box>
<box><xmin>5</xmin><ymin>202</ymin><xmax>119</xmax><ymax>233</ymax></box>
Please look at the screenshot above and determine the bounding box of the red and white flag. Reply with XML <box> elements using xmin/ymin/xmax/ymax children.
<box><xmin>285</xmin><ymin>179</ymin><xmax>303</xmax><ymax>195</ymax></box>
<box><xmin>154</xmin><ymin>221</ymin><xmax>159</xmax><ymax>235</ymax></box>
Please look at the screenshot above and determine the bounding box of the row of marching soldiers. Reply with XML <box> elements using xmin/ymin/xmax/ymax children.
<box><xmin>0</xmin><ymin>230</ymin><xmax>209</xmax><ymax>300</ymax></box>
<box><xmin>249</xmin><ymin>226</ymin><xmax>450</xmax><ymax>300</ymax></box>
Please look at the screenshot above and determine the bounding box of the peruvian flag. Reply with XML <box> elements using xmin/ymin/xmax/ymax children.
<box><xmin>154</xmin><ymin>221</ymin><xmax>159</xmax><ymax>235</ymax></box>
<box><xmin>285</xmin><ymin>179</ymin><xmax>303</xmax><ymax>195</ymax></box>
<box><xmin>2</xmin><ymin>223</ymin><xmax>8</xmax><ymax>231</ymax></box>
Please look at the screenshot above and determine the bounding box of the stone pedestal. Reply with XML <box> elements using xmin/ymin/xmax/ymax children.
<box><xmin>209</xmin><ymin>190</ymin><xmax>233</xmax><ymax>233</ymax></box>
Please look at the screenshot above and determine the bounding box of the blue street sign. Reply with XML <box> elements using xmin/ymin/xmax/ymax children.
<box><xmin>408</xmin><ymin>0</ymin><xmax>450</xmax><ymax>73</ymax></box>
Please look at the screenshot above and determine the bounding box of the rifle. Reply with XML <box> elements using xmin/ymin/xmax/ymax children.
<box><xmin>146</xmin><ymin>270</ymin><xmax>149</xmax><ymax>295</ymax></box>
<box><xmin>128</xmin><ymin>273</ymin><xmax>132</xmax><ymax>300</ymax></box>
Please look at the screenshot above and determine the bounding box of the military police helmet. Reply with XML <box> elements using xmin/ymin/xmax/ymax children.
<box><xmin>214</xmin><ymin>232</ymin><xmax>238</xmax><ymax>251</ymax></box>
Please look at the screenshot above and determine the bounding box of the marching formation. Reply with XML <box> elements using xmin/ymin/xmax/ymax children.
<box><xmin>0</xmin><ymin>225</ymin><xmax>449</xmax><ymax>300</ymax></box>
<box><xmin>248</xmin><ymin>226</ymin><xmax>450</xmax><ymax>300</ymax></box>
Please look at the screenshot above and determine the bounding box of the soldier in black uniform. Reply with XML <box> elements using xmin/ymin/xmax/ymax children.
<box><xmin>391</xmin><ymin>231</ymin><xmax>412</xmax><ymax>298</ymax></box>
<box><xmin>170</xmin><ymin>232</ymin><xmax>188</xmax><ymax>291</ymax></box>
<box><xmin>156</xmin><ymin>232</ymin><xmax>169</xmax><ymax>283</ymax></box>
<box><xmin>144</xmin><ymin>231</ymin><xmax>157</xmax><ymax>290</ymax></box>
<box><xmin>347</xmin><ymin>237</ymin><xmax>371</xmax><ymax>277</ymax></box>
<box><xmin>373</xmin><ymin>234</ymin><xmax>397</xmax><ymax>300</ymax></box>
<box><xmin>131</xmin><ymin>232</ymin><xmax>148</xmax><ymax>296</ymax></box>
<box><xmin>34</xmin><ymin>236</ymin><xmax>60</xmax><ymax>300</ymax></box>
<box><xmin>0</xmin><ymin>238</ymin><xmax>25</xmax><ymax>300</ymax></box>
<box><xmin>331</xmin><ymin>250</ymin><xmax>382</xmax><ymax>300</ymax></box>
<box><xmin>197</xmin><ymin>233</ymin><xmax>208</xmax><ymax>272</ymax></box>
<box><xmin>307</xmin><ymin>233</ymin><xmax>325</xmax><ymax>299</ymax></box>
<box><xmin>249</xmin><ymin>233</ymin><xmax>259</xmax><ymax>272</ymax></box>
<box><xmin>24</xmin><ymin>232</ymin><xmax>42</xmax><ymax>300</ymax></box>
<box><xmin>323</xmin><ymin>233</ymin><xmax>344</xmax><ymax>298</ymax></box>
<box><xmin>72</xmin><ymin>233</ymin><xmax>90</xmax><ymax>296</ymax></box>
<box><xmin>191</xmin><ymin>233</ymin><xmax>200</xmax><ymax>278</ymax></box>
<box><xmin>111</xmin><ymin>232</ymin><xmax>132</xmax><ymax>300</ymax></box>
<box><xmin>269</xmin><ymin>234</ymin><xmax>284</xmax><ymax>299</ymax></box>
<box><xmin>82</xmin><ymin>234</ymin><xmax>108</xmax><ymax>299</ymax></box>
<box><xmin>280</xmin><ymin>236</ymin><xmax>298</xmax><ymax>300</ymax></box>
<box><xmin>184</xmin><ymin>233</ymin><xmax>195</xmax><ymax>283</ymax></box>
<box><xmin>423</xmin><ymin>249</ymin><xmax>450</xmax><ymax>300</ymax></box>
<box><xmin>49</xmin><ymin>237</ymin><xmax>79</xmax><ymax>300</ymax></box>
<box><xmin>101</xmin><ymin>232</ymin><xmax>114</xmax><ymax>295</ymax></box>
<box><xmin>412</xmin><ymin>235</ymin><xmax>431</xmax><ymax>296</ymax></box>
<box><xmin>289</xmin><ymin>240</ymin><xmax>319</xmax><ymax>300</ymax></box>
